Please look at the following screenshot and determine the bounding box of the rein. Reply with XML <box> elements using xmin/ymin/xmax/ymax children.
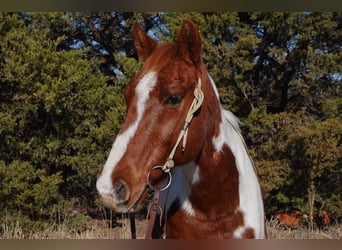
<box><xmin>144</xmin><ymin>184</ymin><xmax>162</xmax><ymax>239</ymax></box>
<box><xmin>129</xmin><ymin>78</ymin><xmax>204</xmax><ymax>239</ymax></box>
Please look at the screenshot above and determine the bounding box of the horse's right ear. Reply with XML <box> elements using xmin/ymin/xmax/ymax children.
<box><xmin>176</xmin><ymin>19</ymin><xmax>202</xmax><ymax>66</ymax></box>
<box><xmin>133</xmin><ymin>22</ymin><xmax>158</xmax><ymax>62</ymax></box>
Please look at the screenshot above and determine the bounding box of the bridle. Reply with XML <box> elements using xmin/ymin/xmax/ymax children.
<box><xmin>127</xmin><ymin>78</ymin><xmax>204</xmax><ymax>239</ymax></box>
<box><xmin>161</xmin><ymin>78</ymin><xmax>204</xmax><ymax>173</ymax></box>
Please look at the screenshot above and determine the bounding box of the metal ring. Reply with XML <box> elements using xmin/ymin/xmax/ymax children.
<box><xmin>146</xmin><ymin>166</ymin><xmax>172</xmax><ymax>191</ymax></box>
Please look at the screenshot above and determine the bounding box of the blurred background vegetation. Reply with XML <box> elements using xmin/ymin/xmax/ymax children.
<box><xmin>0</xmin><ymin>12</ymin><xmax>341</xmax><ymax>233</ymax></box>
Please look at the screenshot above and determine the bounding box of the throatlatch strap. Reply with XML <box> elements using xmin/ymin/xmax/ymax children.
<box><xmin>162</xmin><ymin>78</ymin><xmax>204</xmax><ymax>173</ymax></box>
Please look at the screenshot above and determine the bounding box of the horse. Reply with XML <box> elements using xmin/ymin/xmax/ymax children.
<box><xmin>313</xmin><ymin>210</ymin><xmax>330</xmax><ymax>230</ymax></box>
<box><xmin>274</xmin><ymin>211</ymin><xmax>307</xmax><ymax>228</ymax></box>
<box><xmin>96</xmin><ymin>18</ymin><xmax>266</xmax><ymax>239</ymax></box>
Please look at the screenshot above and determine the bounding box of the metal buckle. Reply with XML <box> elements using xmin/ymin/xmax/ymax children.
<box><xmin>146</xmin><ymin>166</ymin><xmax>172</xmax><ymax>191</ymax></box>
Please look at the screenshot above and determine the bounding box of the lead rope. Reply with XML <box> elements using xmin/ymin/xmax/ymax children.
<box><xmin>162</xmin><ymin>78</ymin><xmax>204</xmax><ymax>173</ymax></box>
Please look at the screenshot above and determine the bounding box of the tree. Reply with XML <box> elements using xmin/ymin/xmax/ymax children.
<box><xmin>54</xmin><ymin>13</ymin><xmax>161</xmax><ymax>80</ymax></box>
<box><xmin>0</xmin><ymin>160</ymin><xmax>62</xmax><ymax>228</ymax></box>
<box><xmin>0</xmin><ymin>12</ymin><xmax>125</xmax><ymax>227</ymax></box>
<box><xmin>245</xmin><ymin>107</ymin><xmax>341</xmax><ymax>219</ymax></box>
<box><xmin>41</xmin><ymin>12</ymin><xmax>340</xmax><ymax>118</ymax></box>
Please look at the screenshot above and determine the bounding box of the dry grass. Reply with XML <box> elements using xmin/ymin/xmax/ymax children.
<box><xmin>266</xmin><ymin>217</ymin><xmax>341</xmax><ymax>239</ymax></box>
<box><xmin>1</xmin><ymin>216</ymin><xmax>340</xmax><ymax>239</ymax></box>
<box><xmin>0</xmin><ymin>214</ymin><xmax>147</xmax><ymax>239</ymax></box>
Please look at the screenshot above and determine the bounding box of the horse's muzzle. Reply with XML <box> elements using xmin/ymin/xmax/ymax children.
<box><xmin>98</xmin><ymin>179</ymin><xmax>130</xmax><ymax>211</ymax></box>
<box><xmin>112</xmin><ymin>179</ymin><xmax>130</xmax><ymax>206</ymax></box>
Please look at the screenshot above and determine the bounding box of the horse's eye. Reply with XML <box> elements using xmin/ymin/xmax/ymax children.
<box><xmin>165</xmin><ymin>94</ymin><xmax>183</xmax><ymax>106</ymax></box>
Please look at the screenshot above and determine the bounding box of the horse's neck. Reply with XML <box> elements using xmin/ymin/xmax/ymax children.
<box><xmin>186</xmin><ymin>109</ymin><xmax>242</xmax><ymax>218</ymax></box>
<box><xmin>160</xmin><ymin>74</ymin><xmax>242</xmax><ymax>218</ymax></box>
<box><xmin>160</xmin><ymin>109</ymin><xmax>241</xmax><ymax>216</ymax></box>
<box><xmin>218</xmin><ymin>110</ymin><xmax>265</xmax><ymax>232</ymax></box>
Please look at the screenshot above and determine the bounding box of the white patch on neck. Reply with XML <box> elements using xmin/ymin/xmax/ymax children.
<box><xmin>96</xmin><ymin>72</ymin><xmax>157</xmax><ymax>195</ymax></box>
<box><xmin>181</xmin><ymin>199</ymin><xmax>195</xmax><ymax>216</ymax></box>
<box><xmin>212</xmin><ymin>109</ymin><xmax>265</xmax><ymax>239</ymax></box>
<box><xmin>233</xmin><ymin>225</ymin><xmax>246</xmax><ymax>239</ymax></box>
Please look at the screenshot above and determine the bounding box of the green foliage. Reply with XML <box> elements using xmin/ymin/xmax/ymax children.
<box><xmin>114</xmin><ymin>53</ymin><xmax>142</xmax><ymax>84</ymax></box>
<box><xmin>0</xmin><ymin>12</ymin><xmax>125</xmax><ymax>226</ymax></box>
<box><xmin>0</xmin><ymin>160</ymin><xmax>62</xmax><ymax>225</ymax></box>
<box><xmin>245</xmin><ymin>107</ymin><xmax>341</xmax><ymax>218</ymax></box>
<box><xmin>322</xmin><ymin>97</ymin><xmax>342</xmax><ymax>119</ymax></box>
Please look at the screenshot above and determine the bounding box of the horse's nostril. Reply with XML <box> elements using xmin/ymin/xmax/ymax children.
<box><xmin>115</xmin><ymin>181</ymin><xmax>124</xmax><ymax>192</ymax></box>
<box><xmin>112</xmin><ymin>180</ymin><xmax>130</xmax><ymax>205</ymax></box>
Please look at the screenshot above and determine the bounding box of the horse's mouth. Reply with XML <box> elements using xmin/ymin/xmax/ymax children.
<box><xmin>123</xmin><ymin>185</ymin><xmax>155</xmax><ymax>213</ymax></box>
<box><xmin>99</xmin><ymin>184</ymin><xmax>154</xmax><ymax>214</ymax></box>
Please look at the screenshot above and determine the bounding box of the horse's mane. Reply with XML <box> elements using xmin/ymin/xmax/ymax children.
<box><xmin>220</xmin><ymin>108</ymin><xmax>258</xmax><ymax>176</ymax></box>
<box><xmin>221</xmin><ymin>109</ymin><xmax>241</xmax><ymax>133</ymax></box>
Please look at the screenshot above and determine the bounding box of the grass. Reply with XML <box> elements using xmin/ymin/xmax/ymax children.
<box><xmin>1</xmin><ymin>215</ymin><xmax>340</xmax><ymax>239</ymax></box>
<box><xmin>266</xmin><ymin>217</ymin><xmax>341</xmax><ymax>239</ymax></box>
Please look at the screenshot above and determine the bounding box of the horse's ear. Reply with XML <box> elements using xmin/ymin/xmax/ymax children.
<box><xmin>176</xmin><ymin>19</ymin><xmax>202</xmax><ymax>65</ymax></box>
<box><xmin>133</xmin><ymin>22</ymin><xmax>158</xmax><ymax>62</ymax></box>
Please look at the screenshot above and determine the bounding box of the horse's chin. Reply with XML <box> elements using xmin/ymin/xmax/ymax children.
<box><xmin>100</xmin><ymin>187</ymin><xmax>152</xmax><ymax>214</ymax></box>
<box><xmin>125</xmin><ymin>187</ymin><xmax>153</xmax><ymax>213</ymax></box>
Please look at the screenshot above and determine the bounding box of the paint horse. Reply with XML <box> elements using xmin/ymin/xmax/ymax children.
<box><xmin>96</xmin><ymin>19</ymin><xmax>266</xmax><ymax>239</ymax></box>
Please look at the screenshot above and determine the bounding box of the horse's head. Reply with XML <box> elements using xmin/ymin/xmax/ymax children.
<box><xmin>96</xmin><ymin>19</ymin><xmax>220</xmax><ymax>213</ymax></box>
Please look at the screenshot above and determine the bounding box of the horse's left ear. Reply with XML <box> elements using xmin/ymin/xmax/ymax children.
<box><xmin>133</xmin><ymin>22</ymin><xmax>158</xmax><ymax>62</ymax></box>
<box><xmin>176</xmin><ymin>19</ymin><xmax>202</xmax><ymax>66</ymax></box>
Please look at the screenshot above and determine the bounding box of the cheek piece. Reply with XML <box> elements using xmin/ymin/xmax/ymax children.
<box><xmin>161</xmin><ymin>78</ymin><xmax>204</xmax><ymax>173</ymax></box>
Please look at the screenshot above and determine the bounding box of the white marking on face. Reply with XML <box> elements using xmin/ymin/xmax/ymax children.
<box><xmin>96</xmin><ymin>72</ymin><xmax>157</xmax><ymax>195</ymax></box>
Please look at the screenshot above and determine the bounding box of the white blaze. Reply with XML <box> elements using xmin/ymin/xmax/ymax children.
<box><xmin>96</xmin><ymin>72</ymin><xmax>157</xmax><ymax>195</ymax></box>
